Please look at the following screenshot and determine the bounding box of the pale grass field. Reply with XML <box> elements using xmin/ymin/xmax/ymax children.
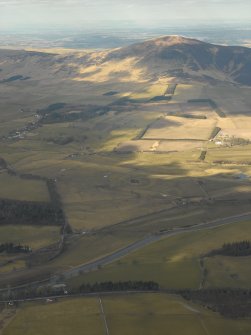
<box><xmin>143</xmin><ymin>116</ymin><xmax>216</xmax><ymax>140</ymax></box>
<box><xmin>129</xmin><ymin>82</ymin><xmax>167</xmax><ymax>100</ymax></box>
<box><xmin>116</xmin><ymin>140</ymin><xmax>160</xmax><ymax>152</ymax></box>
<box><xmin>76</xmin><ymin>56</ymin><xmax>146</xmax><ymax>84</ymax></box>
<box><xmin>116</xmin><ymin>140</ymin><xmax>203</xmax><ymax>152</ymax></box>
<box><xmin>207</xmin><ymin>144</ymin><xmax>251</xmax><ymax>163</ymax></box>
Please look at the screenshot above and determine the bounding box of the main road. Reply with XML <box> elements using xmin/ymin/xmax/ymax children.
<box><xmin>62</xmin><ymin>211</ymin><xmax>251</xmax><ymax>279</ymax></box>
<box><xmin>1</xmin><ymin>211</ymin><xmax>250</xmax><ymax>293</ymax></box>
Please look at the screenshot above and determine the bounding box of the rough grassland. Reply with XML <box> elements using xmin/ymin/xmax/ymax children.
<box><xmin>0</xmin><ymin>225</ymin><xmax>60</xmax><ymax>250</ymax></box>
<box><xmin>103</xmin><ymin>294</ymin><xmax>251</xmax><ymax>335</ymax></box>
<box><xmin>0</xmin><ymin>260</ymin><xmax>26</xmax><ymax>274</ymax></box>
<box><xmin>0</xmin><ymin>173</ymin><xmax>49</xmax><ymax>202</ymax></box>
<box><xmin>205</xmin><ymin>255</ymin><xmax>251</xmax><ymax>288</ymax></box>
<box><xmin>2</xmin><ymin>298</ymin><xmax>103</xmax><ymax>335</ymax></box>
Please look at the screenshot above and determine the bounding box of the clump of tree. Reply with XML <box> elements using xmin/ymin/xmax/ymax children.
<box><xmin>179</xmin><ymin>288</ymin><xmax>251</xmax><ymax>318</ymax></box>
<box><xmin>150</xmin><ymin>96</ymin><xmax>172</xmax><ymax>102</ymax></box>
<box><xmin>40</xmin><ymin>105</ymin><xmax>110</xmax><ymax>124</ymax></box>
<box><xmin>0</xmin><ymin>243</ymin><xmax>31</xmax><ymax>254</ymax></box>
<box><xmin>199</xmin><ymin>151</ymin><xmax>207</xmax><ymax>161</ymax></box>
<box><xmin>39</xmin><ymin>103</ymin><xmax>67</xmax><ymax>114</ymax></box>
<box><xmin>78</xmin><ymin>281</ymin><xmax>159</xmax><ymax>293</ymax></box>
<box><xmin>103</xmin><ymin>91</ymin><xmax>118</xmax><ymax>96</ymax></box>
<box><xmin>208</xmin><ymin>240</ymin><xmax>251</xmax><ymax>257</ymax></box>
<box><xmin>229</xmin><ymin>137</ymin><xmax>250</xmax><ymax>146</ymax></box>
<box><xmin>165</xmin><ymin>84</ymin><xmax>177</xmax><ymax>95</ymax></box>
<box><xmin>0</xmin><ymin>198</ymin><xmax>64</xmax><ymax>226</ymax></box>
<box><xmin>46</xmin><ymin>179</ymin><xmax>62</xmax><ymax>207</ymax></box>
<box><xmin>46</xmin><ymin>136</ymin><xmax>74</xmax><ymax>145</ymax></box>
<box><xmin>213</xmin><ymin>160</ymin><xmax>251</xmax><ymax>165</ymax></box>
<box><xmin>210</xmin><ymin>127</ymin><xmax>221</xmax><ymax>140</ymax></box>
<box><xmin>181</xmin><ymin>114</ymin><xmax>207</xmax><ymax>119</ymax></box>
<box><xmin>0</xmin><ymin>157</ymin><xmax>8</xmax><ymax>170</ymax></box>
<box><xmin>0</xmin><ymin>75</ymin><xmax>30</xmax><ymax>84</ymax></box>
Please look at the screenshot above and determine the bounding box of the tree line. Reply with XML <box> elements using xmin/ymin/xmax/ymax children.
<box><xmin>1</xmin><ymin>281</ymin><xmax>250</xmax><ymax>319</ymax></box>
<box><xmin>0</xmin><ymin>281</ymin><xmax>159</xmax><ymax>301</ymax></box>
<box><xmin>178</xmin><ymin>288</ymin><xmax>251</xmax><ymax>318</ymax></box>
<box><xmin>0</xmin><ymin>243</ymin><xmax>31</xmax><ymax>254</ymax></box>
<box><xmin>0</xmin><ymin>198</ymin><xmax>65</xmax><ymax>226</ymax></box>
<box><xmin>78</xmin><ymin>281</ymin><xmax>159</xmax><ymax>293</ymax></box>
<box><xmin>208</xmin><ymin>240</ymin><xmax>251</xmax><ymax>257</ymax></box>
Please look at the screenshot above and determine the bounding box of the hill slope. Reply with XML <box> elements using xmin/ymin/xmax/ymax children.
<box><xmin>105</xmin><ymin>36</ymin><xmax>251</xmax><ymax>85</ymax></box>
<box><xmin>0</xmin><ymin>36</ymin><xmax>251</xmax><ymax>88</ymax></box>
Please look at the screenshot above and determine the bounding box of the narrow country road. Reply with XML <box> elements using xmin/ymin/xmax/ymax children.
<box><xmin>99</xmin><ymin>296</ymin><xmax>110</xmax><ymax>335</ymax></box>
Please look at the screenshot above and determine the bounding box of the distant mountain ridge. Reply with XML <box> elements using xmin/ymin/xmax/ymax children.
<box><xmin>0</xmin><ymin>35</ymin><xmax>251</xmax><ymax>86</ymax></box>
<box><xmin>105</xmin><ymin>36</ymin><xmax>251</xmax><ymax>85</ymax></box>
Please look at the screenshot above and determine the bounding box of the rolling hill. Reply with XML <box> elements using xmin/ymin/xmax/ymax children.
<box><xmin>105</xmin><ymin>35</ymin><xmax>251</xmax><ymax>85</ymax></box>
<box><xmin>0</xmin><ymin>35</ymin><xmax>251</xmax><ymax>86</ymax></box>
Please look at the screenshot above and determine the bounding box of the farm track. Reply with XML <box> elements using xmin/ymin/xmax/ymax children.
<box><xmin>99</xmin><ymin>296</ymin><xmax>110</xmax><ymax>335</ymax></box>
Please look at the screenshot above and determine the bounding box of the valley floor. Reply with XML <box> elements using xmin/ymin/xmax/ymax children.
<box><xmin>0</xmin><ymin>47</ymin><xmax>251</xmax><ymax>332</ymax></box>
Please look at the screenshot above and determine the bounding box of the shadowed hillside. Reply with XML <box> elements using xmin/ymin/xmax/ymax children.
<box><xmin>0</xmin><ymin>36</ymin><xmax>251</xmax><ymax>86</ymax></box>
<box><xmin>106</xmin><ymin>36</ymin><xmax>251</xmax><ymax>85</ymax></box>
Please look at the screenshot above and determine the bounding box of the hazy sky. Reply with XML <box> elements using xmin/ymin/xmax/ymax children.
<box><xmin>0</xmin><ymin>0</ymin><xmax>251</xmax><ymax>31</ymax></box>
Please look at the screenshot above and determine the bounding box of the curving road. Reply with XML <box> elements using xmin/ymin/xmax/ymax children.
<box><xmin>62</xmin><ymin>211</ymin><xmax>251</xmax><ymax>279</ymax></box>
<box><xmin>1</xmin><ymin>211</ymin><xmax>251</xmax><ymax>293</ymax></box>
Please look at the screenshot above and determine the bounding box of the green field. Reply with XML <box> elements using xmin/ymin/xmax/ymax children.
<box><xmin>0</xmin><ymin>173</ymin><xmax>49</xmax><ymax>202</ymax></box>
<box><xmin>2</xmin><ymin>297</ymin><xmax>103</xmax><ymax>335</ymax></box>
<box><xmin>205</xmin><ymin>255</ymin><xmax>251</xmax><ymax>288</ymax></box>
<box><xmin>2</xmin><ymin>294</ymin><xmax>251</xmax><ymax>335</ymax></box>
<box><xmin>0</xmin><ymin>45</ymin><xmax>251</xmax><ymax>334</ymax></box>
<box><xmin>50</xmin><ymin>231</ymin><xmax>137</xmax><ymax>268</ymax></box>
<box><xmin>0</xmin><ymin>225</ymin><xmax>60</xmax><ymax>250</ymax></box>
<box><xmin>68</xmin><ymin>220</ymin><xmax>251</xmax><ymax>290</ymax></box>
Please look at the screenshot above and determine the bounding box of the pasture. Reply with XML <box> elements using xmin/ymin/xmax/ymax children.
<box><xmin>0</xmin><ymin>173</ymin><xmax>49</xmax><ymax>202</ymax></box>
<box><xmin>0</xmin><ymin>225</ymin><xmax>60</xmax><ymax>250</ymax></box>
<box><xmin>1</xmin><ymin>75</ymin><xmax>251</xmax><ymax>297</ymax></box>
<box><xmin>2</xmin><ymin>294</ymin><xmax>251</xmax><ymax>335</ymax></box>
<box><xmin>143</xmin><ymin>116</ymin><xmax>216</xmax><ymax>140</ymax></box>
<box><xmin>68</xmin><ymin>220</ymin><xmax>251</xmax><ymax>290</ymax></box>
<box><xmin>205</xmin><ymin>255</ymin><xmax>251</xmax><ymax>288</ymax></box>
<box><xmin>116</xmin><ymin>139</ymin><xmax>203</xmax><ymax>153</ymax></box>
<box><xmin>2</xmin><ymin>297</ymin><xmax>103</xmax><ymax>335</ymax></box>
